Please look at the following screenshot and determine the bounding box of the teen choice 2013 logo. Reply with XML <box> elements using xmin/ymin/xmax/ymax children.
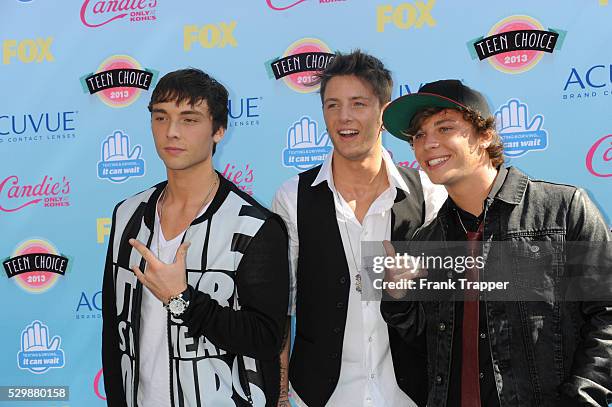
<box><xmin>467</xmin><ymin>15</ymin><xmax>566</xmax><ymax>75</ymax></box>
<box><xmin>266</xmin><ymin>38</ymin><xmax>335</xmax><ymax>93</ymax></box>
<box><xmin>80</xmin><ymin>55</ymin><xmax>158</xmax><ymax>108</ymax></box>
<box><xmin>3</xmin><ymin>238</ymin><xmax>71</xmax><ymax>293</ymax></box>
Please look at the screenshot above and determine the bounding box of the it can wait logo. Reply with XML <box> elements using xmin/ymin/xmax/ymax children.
<box><xmin>17</xmin><ymin>320</ymin><xmax>65</xmax><ymax>374</ymax></box>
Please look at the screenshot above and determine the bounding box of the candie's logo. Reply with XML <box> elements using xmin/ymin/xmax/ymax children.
<box><xmin>94</xmin><ymin>368</ymin><xmax>106</xmax><ymax>400</ymax></box>
<box><xmin>266</xmin><ymin>0</ymin><xmax>347</xmax><ymax>11</ymax></box>
<box><xmin>467</xmin><ymin>16</ymin><xmax>566</xmax><ymax>74</ymax></box>
<box><xmin>80</xmin><ymin>55</ymin><xmax>158</xmax><ymax>108</ymax></box>
<box><xmin>0</xmin><ymin>175</ymin><xmax>70</xmax><ymax>213</ymax></box>
<box><xmin>266</xmin><ymin>0</ymin><xmax>307</xmax><ymax>10</ymax></box>
<box><xmin>80</xmin><ymin>0</ymin><xmax>157</xmax><ymax>28</ymax></box>
<box><xmin>267</xmin><ymin>38</ymin><xmax>335</xmax><ymax>93</ymax></box>
<box><xmin>3</xmin><ymin>239</ymin><xmax>71</xmax><ymax>293</ymax></box>
<box><xmin>221</xmin><ymin>163</ymin><xmax>255</xmax><ymax>195</ymax></box>
<box><xmin>586</xmin><ymin>134</ymin><xmax>612</xmax><ymax>178</ymax></box>
<box><xmin>387</xmin><ymin>149</ymin><xmax>422</xmax><ymax>170</ymax></box>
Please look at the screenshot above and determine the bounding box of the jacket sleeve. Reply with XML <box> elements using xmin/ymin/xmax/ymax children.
<box><xmin>179</xmin><ymin>214</ymin><xmax>290</xmax><ymax>360</ymax></box>
<box><xmin>380</xmin><ymin>232</ymin><xmax>430</xmax><ymax>344</ymax></box>
<box><xmin>380</xmin><ymin>295</ymin><xmax>427</xmax><ymax>344</ymax></box>
<box><xmin>101</xmin><ymin>203</ymin><xmax>128</xmax><ymax>407</ymax></box>
<box><xmin>558</xmin><ymin>188</ymin><xmax>612</xmax><ymax>406</ymax></box>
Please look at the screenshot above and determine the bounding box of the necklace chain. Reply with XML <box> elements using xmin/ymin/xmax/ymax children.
<box><xmin>455</xmin><ymin>210</ymin><xmax>470</xmax><ymax>235</ymax></box>
<box><xmin>157</xmin><ymin>172</ymin><xmax>219</xmax><ymax>258</ymax></box>
<box><xmin>334</xmin><ymin>178</ymin><xmax>389</xmax><ymax>294</ymax></box>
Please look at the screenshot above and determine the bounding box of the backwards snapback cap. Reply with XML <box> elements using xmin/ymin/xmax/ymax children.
<box><xmin>383</xmin><ymin>79</ymin><xmax>492</xmax><ymax>141</ymax></box>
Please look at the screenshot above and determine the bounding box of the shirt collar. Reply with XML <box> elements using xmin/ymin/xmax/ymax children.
<box><xmin>311</xmin><ymin>147</ymin><xmax>412</xmax><ymax>195</ymax></box>
<box><xmin>446</xmin><ymin>165</ymin><xmax>510</xmax><ymax>217</ymax></box>
<box><xmin>493</xmin><ymin>166</ymin><xmax>528</xmax><ymax>205</ymax></box>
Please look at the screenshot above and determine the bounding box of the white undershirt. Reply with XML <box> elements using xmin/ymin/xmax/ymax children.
<box><xmin>273</xmin><ymin>148</ymin><xmax>447</xmax><ymax>407</ymax></box>
<box><xmin>137</xmin><ymin>202</ymin><xmax>209</xmax><ymax>407</ymax></box>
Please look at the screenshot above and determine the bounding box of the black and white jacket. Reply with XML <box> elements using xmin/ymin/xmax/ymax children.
<box><xmin>102</xmin><ymin>175</ymin><xmax>289</xmax><ymax>407</ymax></box>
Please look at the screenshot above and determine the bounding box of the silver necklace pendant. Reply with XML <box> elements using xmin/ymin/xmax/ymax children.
<box><xmin>355</xmin><ymin>273</ymin><xmax>362</xmax><ymax>294</ymax></box>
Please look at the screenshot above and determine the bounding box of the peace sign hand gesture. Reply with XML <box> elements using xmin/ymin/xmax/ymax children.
<box><xmin>382</xmin><ymin>240</ymin><xmax>428</xmax><ymax>300</ymax></box>
<box><xmin>129</xmin><ymin>238</ymin><xmax>190</xmax><ymax>304</ymax></box>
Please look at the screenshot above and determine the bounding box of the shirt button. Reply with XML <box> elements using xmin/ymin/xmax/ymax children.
<box><xmin>370</xmin><ymin>374</ymin><xmax>375</xmax><ymax>379</ymax></box>
<box><xmin>439</xmin><ymin>323</ymin><xmax>446</xmax><ymax>332</ymax></box>
<box><xmin>435</xmin><ymin>375</ymin><xmax>443</xmax><ymax>384</ymax></box>
<box><xmin>479</xmin><ymin>372</ymin><xmax>484</xmax><ymax>379</ymax></box>
<box><xmin>336</xmin><ymin>302</ymin><xmax>344</xmax><ymax>309</ymax></box>
<box><xmin>530</xmin><ymin>245</ymin><xmax>540</xmax><ymax>253</ymax></box>
<box><xmin>330</xmin><ymin>353</ymin><xmax>338</xmax><ymax>359</ymax></box>
<box><xmin>333</xmin><ymin>327</ymin><xmax>341</xmax><ymax>334</ymax></box>
<box><xmin>368</xmin><ymin>336</ymin><xmax>373</xmax><ymax>342</ymax></box>
<box><xmin>480</xmin><ymin>332</ymin><xmax>486</xmax><ymax>339</ymax></box>
<box><xmin>339</xmin><ymin>276</ymin><xmax>347</xmax><ymax>284</ymax></box>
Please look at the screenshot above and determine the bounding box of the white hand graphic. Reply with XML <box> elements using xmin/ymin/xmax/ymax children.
<box><xmin>102</xmin><ymin>130</ymin><xmax>141</xmax><ymax>162</ymax></box>
<box><xmin>21</xmin><ymin>320</ymin><xmax>60</xmax><ymax>353</ymax></box>
<box><xmin>287</xmin><ymin>117</ymin><xmax>329</xmax><ymax>148</ymax></box>
<box><xmin>495</xmin><ymin>99</ymin><xmax>543</xmax><ymax>134</ymax></box>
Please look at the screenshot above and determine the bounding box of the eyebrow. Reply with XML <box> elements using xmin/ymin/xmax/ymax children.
<box><xmin>323</xmin><ymin>95</ymin><xmax>370</xmax><ymax>104</ymax></box>
<box><xmin>150</xmin><ymin>108</ymin><xmax>205</xmax><ymax>116</ymax></box>
<box><xmin>432</xmin><ymin>118</ymin><xmax>457</xmax><ymax>126</ymax></box>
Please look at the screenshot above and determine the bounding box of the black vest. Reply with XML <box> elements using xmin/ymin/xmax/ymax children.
<box><xmin>289</xmin><ymin>165</ymin><xmax>429</xmax><ymax>407</ymax></box>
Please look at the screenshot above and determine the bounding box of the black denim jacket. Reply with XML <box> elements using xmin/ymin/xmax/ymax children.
<box><xmin>381</xmin><ymin>166</ymin><xmax>612</xmax><ymax>407</ymax></box>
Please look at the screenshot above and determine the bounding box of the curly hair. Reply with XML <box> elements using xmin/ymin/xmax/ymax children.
<box><xmin>403</xmin><ymin>106</ymin><xmax>504</xmax><ymax>168</ymax></box>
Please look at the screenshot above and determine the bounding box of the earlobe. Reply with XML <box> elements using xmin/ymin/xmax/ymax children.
<box><xmin>479</xmin><ymin>130</ymin><xmax>493</xmax><ymax>149</ymax></box>
<box><xmin>379</xmin><ymin>101</ymin><xmax>391</xmax><ymax>125</ymax></box>
<box><xmin>213</xmin><ymin>127</ymin><xmax>225</xmax><ymax>143</ymax></box>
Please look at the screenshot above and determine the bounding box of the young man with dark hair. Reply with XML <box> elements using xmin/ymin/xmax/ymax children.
<box><xmin>102</xmin><ymin>68</ymin><xmax>289</xmax><ymax>407</ymax></box>
<box><xmin>381</xmin><ymin>79</ymin><xmax>612</xmax><ymax>406</ymax></box>
<box><xmin>272</xmin><ymin>51</ymin><xmax>446</xmax><ymax>406</ymax></box>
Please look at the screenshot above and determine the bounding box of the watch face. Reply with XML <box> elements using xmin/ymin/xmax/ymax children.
<box><xmin>169</xmin><ymin>298</ymin><xmax>186</xmax><ymax>315</ymax></box>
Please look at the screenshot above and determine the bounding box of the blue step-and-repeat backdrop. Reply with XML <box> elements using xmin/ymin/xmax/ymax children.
<box><xmin>1</xmin><ymin>1</ymin><xmax>610</xmax><ymax>405</ymax></box>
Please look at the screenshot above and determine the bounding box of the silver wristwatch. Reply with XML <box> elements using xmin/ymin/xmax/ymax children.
<box><xmin>165</xmin><ymin>290</ymin><xmax>190</xmax><ymax>317</ymax></box>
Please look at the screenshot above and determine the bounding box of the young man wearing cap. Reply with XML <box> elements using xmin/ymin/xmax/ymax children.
<box><xmin>102</xmin><ymin>68</ymin><xmax>289</xmax><ymax>407</ymax></box>
<box><xmin>272</xmin><ymin>51</ymin><xmax>446</xmax><ymax>407</ymax></box>
<box><xmin>380</xmin><ymin>80</ymin><xmax>612</xmax><ymax>406</ymax></box>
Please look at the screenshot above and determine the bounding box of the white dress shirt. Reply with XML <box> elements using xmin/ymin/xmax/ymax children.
<box><xmin>272</xmin><ymin>148</ymin><xmax>446</xmax><ymax>407</ymax></box>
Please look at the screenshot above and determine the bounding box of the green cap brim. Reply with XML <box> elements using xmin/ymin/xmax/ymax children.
<box><xmin>383</xmin><ymin>93</ymin><xmax>464</xmax><ymax>141</ymax></box>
